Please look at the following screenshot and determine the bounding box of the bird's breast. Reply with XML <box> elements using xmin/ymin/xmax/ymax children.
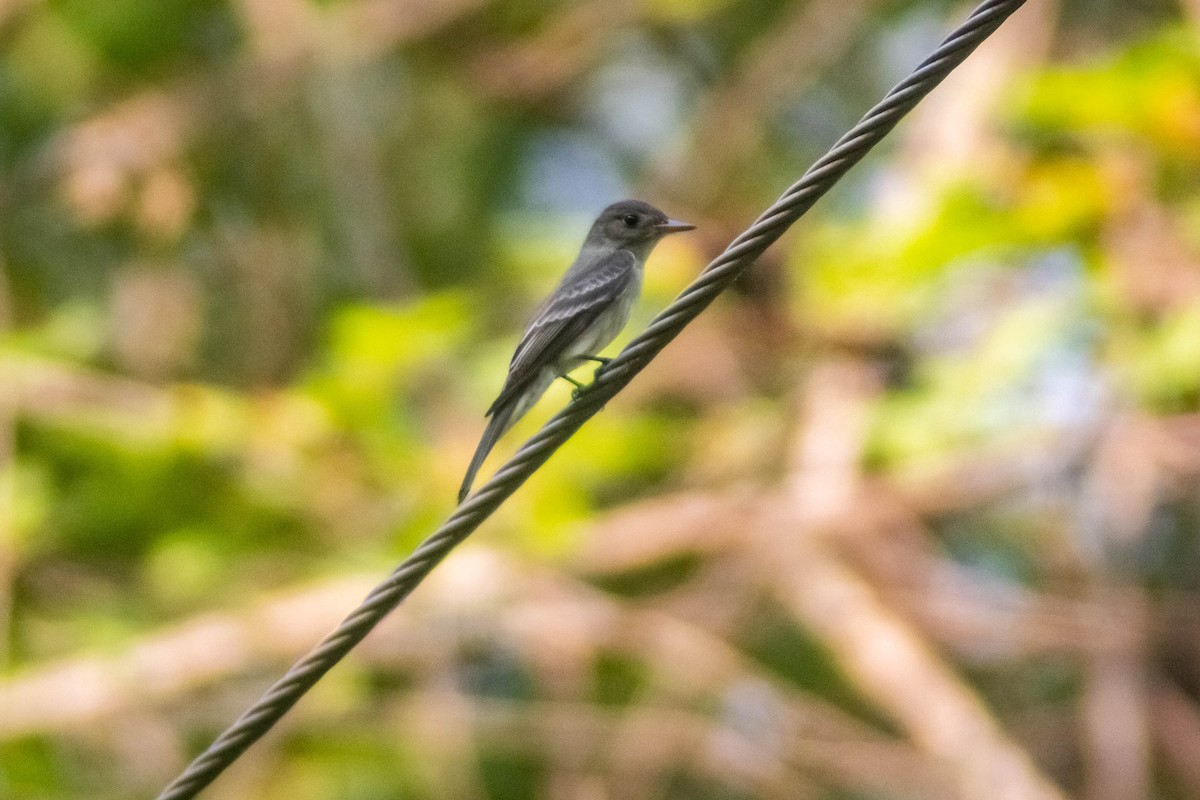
<box><xmin>557</xmin><ymin>269</ymin><xmax>641</xmax><ymax>368</ymax></box>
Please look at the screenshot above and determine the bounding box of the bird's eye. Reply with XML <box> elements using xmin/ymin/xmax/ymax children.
<box><xmin>622</xmin><ymin>214</ymin><xmax>638</xmax><ymax>227</ymax></box>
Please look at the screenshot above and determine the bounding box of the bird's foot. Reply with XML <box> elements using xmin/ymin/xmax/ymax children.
<box><xmin>581</xmin><ymin>354</ymin><xmax>612</xmax><ymax>382</ymax></box>
<box><xmin>571</xmin><ymin>385</ymin><xmax>607</xmax><ymax>407</ymax></box>
<box><xmin>559</xmin><ymin>373</ymin><xmax>587</xmax><ymax>401</ymax></box>
<box><xmin>569</xmin><ymin>379</ymin><xmax>604</xmax><ymax>406</ymax></box>
<box><xmin>565</xmin><ymin>376</ymin><xmax>599</xmax><ymax>403</ymax></box>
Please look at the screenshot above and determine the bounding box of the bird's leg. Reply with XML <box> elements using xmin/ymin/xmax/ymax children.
<box><xmin>566</xmin><ymin>355</ymin><xmax>614</xmax><ymax>404</ymax></box>
<box><xmin>579</xmin><ymin>354</ymin><xmax>611</xmax><ymax>381</ymax></box>
<box><xmin>558</xmin><ymin>372</ymin><xmax>588</xmax><ymax>401</ymax></box>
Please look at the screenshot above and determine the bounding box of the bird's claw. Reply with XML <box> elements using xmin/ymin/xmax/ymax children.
<box><xmin>585</xmin><ymin>355</ymin><xmax>611</xmax><ymax>382</ymax></box>
<box><xmin>566</xmin><ymin>355</ymin><xmax>613</xmax><ymax>402</ymax></box>
<box><xmin>570</xmin><ymin>381</ymin><xmax>608</xmax><ymax>410</ymax></box>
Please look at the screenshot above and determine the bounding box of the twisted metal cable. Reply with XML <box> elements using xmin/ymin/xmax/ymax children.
<box><xmin>157</xmin><ymin>1</ymin><xmax>1026</xmax><ymax>796</ymax></box>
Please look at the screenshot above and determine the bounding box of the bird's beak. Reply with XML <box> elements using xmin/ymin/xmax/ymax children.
<box><xmin>655</xmin><ymin>218</ymin><xmax>696</xmax><ymax>234</ymax></box>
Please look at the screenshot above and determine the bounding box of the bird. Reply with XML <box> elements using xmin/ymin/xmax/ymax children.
<box><xmin>458</xmin><ymin>200</ymin><xmax>695</xmax><ymax>503</ymax></box>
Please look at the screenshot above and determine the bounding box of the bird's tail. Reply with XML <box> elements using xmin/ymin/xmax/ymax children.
<box><xmin>458</xmin><ymin>403</ymin><xmax>516</xmax><ymax>504</ymax></box>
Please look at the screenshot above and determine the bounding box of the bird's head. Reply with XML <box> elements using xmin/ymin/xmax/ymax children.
<box><xmin>587</xmin><ymin>200</ymin><xmax>694</xmax><ymax>251</ymax></box>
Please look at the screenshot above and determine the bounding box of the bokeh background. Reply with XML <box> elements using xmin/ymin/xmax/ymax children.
<box><xmin>3</xmin><ymin>0</ymin><xmax>1200</xmax><ymax>798</ymax></box>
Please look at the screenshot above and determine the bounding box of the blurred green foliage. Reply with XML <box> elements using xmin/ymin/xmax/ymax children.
<box><xmin>3</xmin><ymin>1</ymin><xmax>1200</xmax><ymax>799</ymax></box>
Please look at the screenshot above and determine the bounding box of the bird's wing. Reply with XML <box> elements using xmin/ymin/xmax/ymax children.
<box><xmin>487</xmin><ymin>250</ymin><xmax>635</xmax><ymax>416</ymax></box>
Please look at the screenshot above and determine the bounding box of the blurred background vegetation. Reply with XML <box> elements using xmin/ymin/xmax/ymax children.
<box><xmin>3</xmin><ymin>0</ymin><xmax>1200</xmax><ymax>798</ymax></box>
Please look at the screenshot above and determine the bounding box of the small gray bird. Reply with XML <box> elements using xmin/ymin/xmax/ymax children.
<box><xmin>458</xmin><ymin>200</ymin><xmax>694</xmax><ymax>503</ymax></box>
